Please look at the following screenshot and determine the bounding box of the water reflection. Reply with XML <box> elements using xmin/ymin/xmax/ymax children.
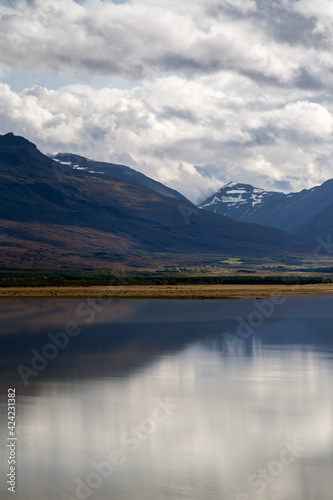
<box><xmin>0</xmin><ymin>297</ymin><xmax>333</xmax><ymax>499</ymax></box>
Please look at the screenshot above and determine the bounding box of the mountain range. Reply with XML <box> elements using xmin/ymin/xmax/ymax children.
<box><xmin>0</xmin><ymin>133</ymin><xmax>309</xmax><ymax>269</ymax></box>
<box><xmin>199</xmin><ymin>181</ymin><xmax>333</xmax><ymax>243</ymax></box>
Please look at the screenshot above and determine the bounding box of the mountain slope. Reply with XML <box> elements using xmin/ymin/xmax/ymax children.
<box><xmin>293</xmin><ymin>200</ymin><xmax>333</xmax><ymax>243</ymax></box>
<box><xmin>48</xmin><ymin>152</ymin><xmax>188</xmax><ymax>202</ymax></box>
<box><xmin>199</xmin><ymin>180</ymin><xmax>333</xmax><ymax>241</ymax></box>
<box><xmin>199</xmin><ymin>182</ymin><xmax>285</xmax><ymax>222</ymax></box>
<box><xmin>0</xmin><ymin>133</ymin><xmax>310</xmax><ymax>268</ymax></box>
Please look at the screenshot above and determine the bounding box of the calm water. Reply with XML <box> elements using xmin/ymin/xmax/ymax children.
<box><xmin>0</xmin><ymin>297</ymin><xmax>333</xmax><ymax>500</ymax></box>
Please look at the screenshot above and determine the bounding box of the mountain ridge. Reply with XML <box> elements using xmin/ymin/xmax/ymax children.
<box><xmin>199</xmin><ymin>180</ymin><xmax>333</xmax><ymax>242</ymax></box>
<box><xmin>48</xmin><ymin>152</ymin><xmax>189</xmax><ymax>202</ymax></box>
<box><xmin>0</xmin><ymin>133</ymin><xmax>310</xmax><ymax>268</ymax></box>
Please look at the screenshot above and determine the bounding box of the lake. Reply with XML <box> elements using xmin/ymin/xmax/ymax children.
<box><xmin>0</xmin><ymin>296</ymin><xmax>333</xmax><ymax>499</ymax></box>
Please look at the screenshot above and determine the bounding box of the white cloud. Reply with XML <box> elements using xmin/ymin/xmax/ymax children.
<box><xmin>1</xmin><ymin>0</ymin><xmax>333</xmax><ymax>202</ymax></box>
<box><xmin>1</xmin><ymin>77</ymin><xmax>333</xmax><ymax>203</ymax></box>
<box><xmin>274</xmin><ymin>101</ymin><xmax>333</xmax><ymax>138</ymax></box>
<box><xmin>0</xmin><ymin>0</ymin><xmax>332</xmax><ymax>87</ymax></box>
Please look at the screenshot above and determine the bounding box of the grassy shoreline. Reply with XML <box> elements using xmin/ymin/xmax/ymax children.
<box><xmin>1</xmin><ymin>283</ymin><xmax>333</xmax><ymax>299</ymax></box>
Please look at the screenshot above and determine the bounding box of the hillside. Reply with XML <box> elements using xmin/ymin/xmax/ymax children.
<box><xmin>0</xmin><ymin>133</ymin><xmax>310</xmax><ymax>268</ymax></box>
<box><xmin>199</xmin><ymin>180</ymin><xmax>333</xmax><ymax>242</ymax></box>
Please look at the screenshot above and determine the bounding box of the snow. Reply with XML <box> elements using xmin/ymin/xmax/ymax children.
<box><xmin>221</xmin><ymin>195</ymin><xmax>247</xmax><ymax>204</ymax></box>
<box><xmin>224</xmin><ymin>181</ymin><xmax>238</xmax><ymax>188</ymax></box>
<box><xmin>226</xmin><ymin>189</ymin><xmax>247</xmax><ymax>194</ymax></box>
<box><xmin>250</xmin><ymin>193</ymin><xmax>263</xmax><ymax>207</ymax></box>
<box><xmin>204</xmin><ymin>193</ymin><xmax>248</xmax><ymax>207</ymax></box>
<box><xmin>202</xmin><ymin>196</ymin><xmax>220</xmax><ymax>207</ymax></box>
<box><xmin>202</xmin><ymin>182</ymin><xmax>271</xmax><ymax>212</ymax></box>
<box><xmin>52</xmin><ymin>158</ymin><xmax>73</xmax><ymax>165</ymax></box>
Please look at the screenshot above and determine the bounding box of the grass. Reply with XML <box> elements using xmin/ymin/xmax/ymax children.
<box><xmin>221</xmin><ymin>258</ymin><xmax>242</xmax><ymax>265</ymax></box>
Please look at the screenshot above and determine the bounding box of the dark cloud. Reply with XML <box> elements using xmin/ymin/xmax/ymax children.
<box><xmin>252</xmin><ymin>0</ymin><xmax>318</xmax><ymax>47</ymax></box>
<box><xmin>212</xmin><ymin>0</ymin><xmax>318</xmax><ymax>47</ymax></box>
<box><xmin>158</xmin><ymin>53</ymin><xmax>222</xmax><ymax>75</ymax></box>
<box><xmin>194</xmin><ymin>164</ymin><xmax>229</xmax><ymax>179</ymax></box>
<box><xmin>157</xmin><ymin>106</ymin><xmax>198</xmax><ymax>123</ymax></box>
<box><xmin>269</xmin><ymin>179</ymin><xmax>293</xmax><ymax>191</ymax></box>
<box><xmin>294</xmin><ymin>67</ymin><xmax>324</xmax><ymax>90</ymax></box>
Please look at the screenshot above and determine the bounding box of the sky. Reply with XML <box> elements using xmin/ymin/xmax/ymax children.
<box><xmin>1</xmin><ymin>0</ymin><xmax>333</xmax><ymax>203</ymax></box>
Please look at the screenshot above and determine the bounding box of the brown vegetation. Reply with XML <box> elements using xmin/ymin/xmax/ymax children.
<box><xmin>1</xmin><ymin>283</ymin><xmax>333</xmax><ymax>299</ymax></box>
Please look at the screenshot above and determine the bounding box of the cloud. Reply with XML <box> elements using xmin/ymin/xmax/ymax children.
<box><xmin>1</xmin><ymin>76</ymin><xmax>333</xmax><ymax>204</ymax></box>
<box><xmin>274</xmin><ymin>100</ymin><xmax>333</xmax><ymax>138</ymax></box>
<box><xmin>1</xmin><ymin>1</ymin><xmax>333</xmax><ymax>202</ymax></box>
<box><xmin>0</xmin><ymin>0</ymin><xmax>333</xmax><ymax>89</ymax></box>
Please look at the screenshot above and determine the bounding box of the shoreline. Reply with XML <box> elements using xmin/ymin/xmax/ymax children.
<box><xmin>0</xmin><ymin>283</ymin><xmax>333</xmax><ymax>299</ymax></box>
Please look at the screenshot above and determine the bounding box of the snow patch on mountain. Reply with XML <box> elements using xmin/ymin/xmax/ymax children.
<box><xmin>53</xmin><ymin>159</ymin><xmax>72</xmax><ymax>165</ymax></box>
<box><xmin>201</xmin><ymin>183</ymin><xmax>268</xmax><ymax>211</ymax></box>
<box><xmin>203</xmin><ymin>196</ymin><xmax>221</xmax><ymax>207</ymax></box>
<box><xmin>221</xmin><ymin>195</ymin><xmax>247</xmax><ymax>204</ymax></box>
<box><xmin>226</xmin><ymin>189</ymin><xmax>247</xmax><ymax>194</ymax></box>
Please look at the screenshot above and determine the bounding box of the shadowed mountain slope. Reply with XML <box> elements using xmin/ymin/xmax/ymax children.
<box><xmin>0</xmin><ymin>133</ymin><xmax>310</xmax><ymax>268</ymax></box>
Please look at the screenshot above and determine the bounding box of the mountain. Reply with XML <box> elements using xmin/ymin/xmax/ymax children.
<box><xmin>0</xmin><ymin>133</ymin><xmax>309</xmax><ymax>268</ymax></box>
<box><xmin>199</xmin><ymin>181</ymin><xmax>333</xmax><ymax>242</ymax></box>
<box><xmin>292</xmin><ymin>199</ymin><xmax>333</xmax><ymax>243</ymax></box>
<box><xmin>199</xmin><ymin>182</ymin><xmax>285</xmax><ymax>221</ymax></box>
<box><xmin>48</xmin><ymin>152</ymin><xmax>188</xmax><ymax>202</ymax></box>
